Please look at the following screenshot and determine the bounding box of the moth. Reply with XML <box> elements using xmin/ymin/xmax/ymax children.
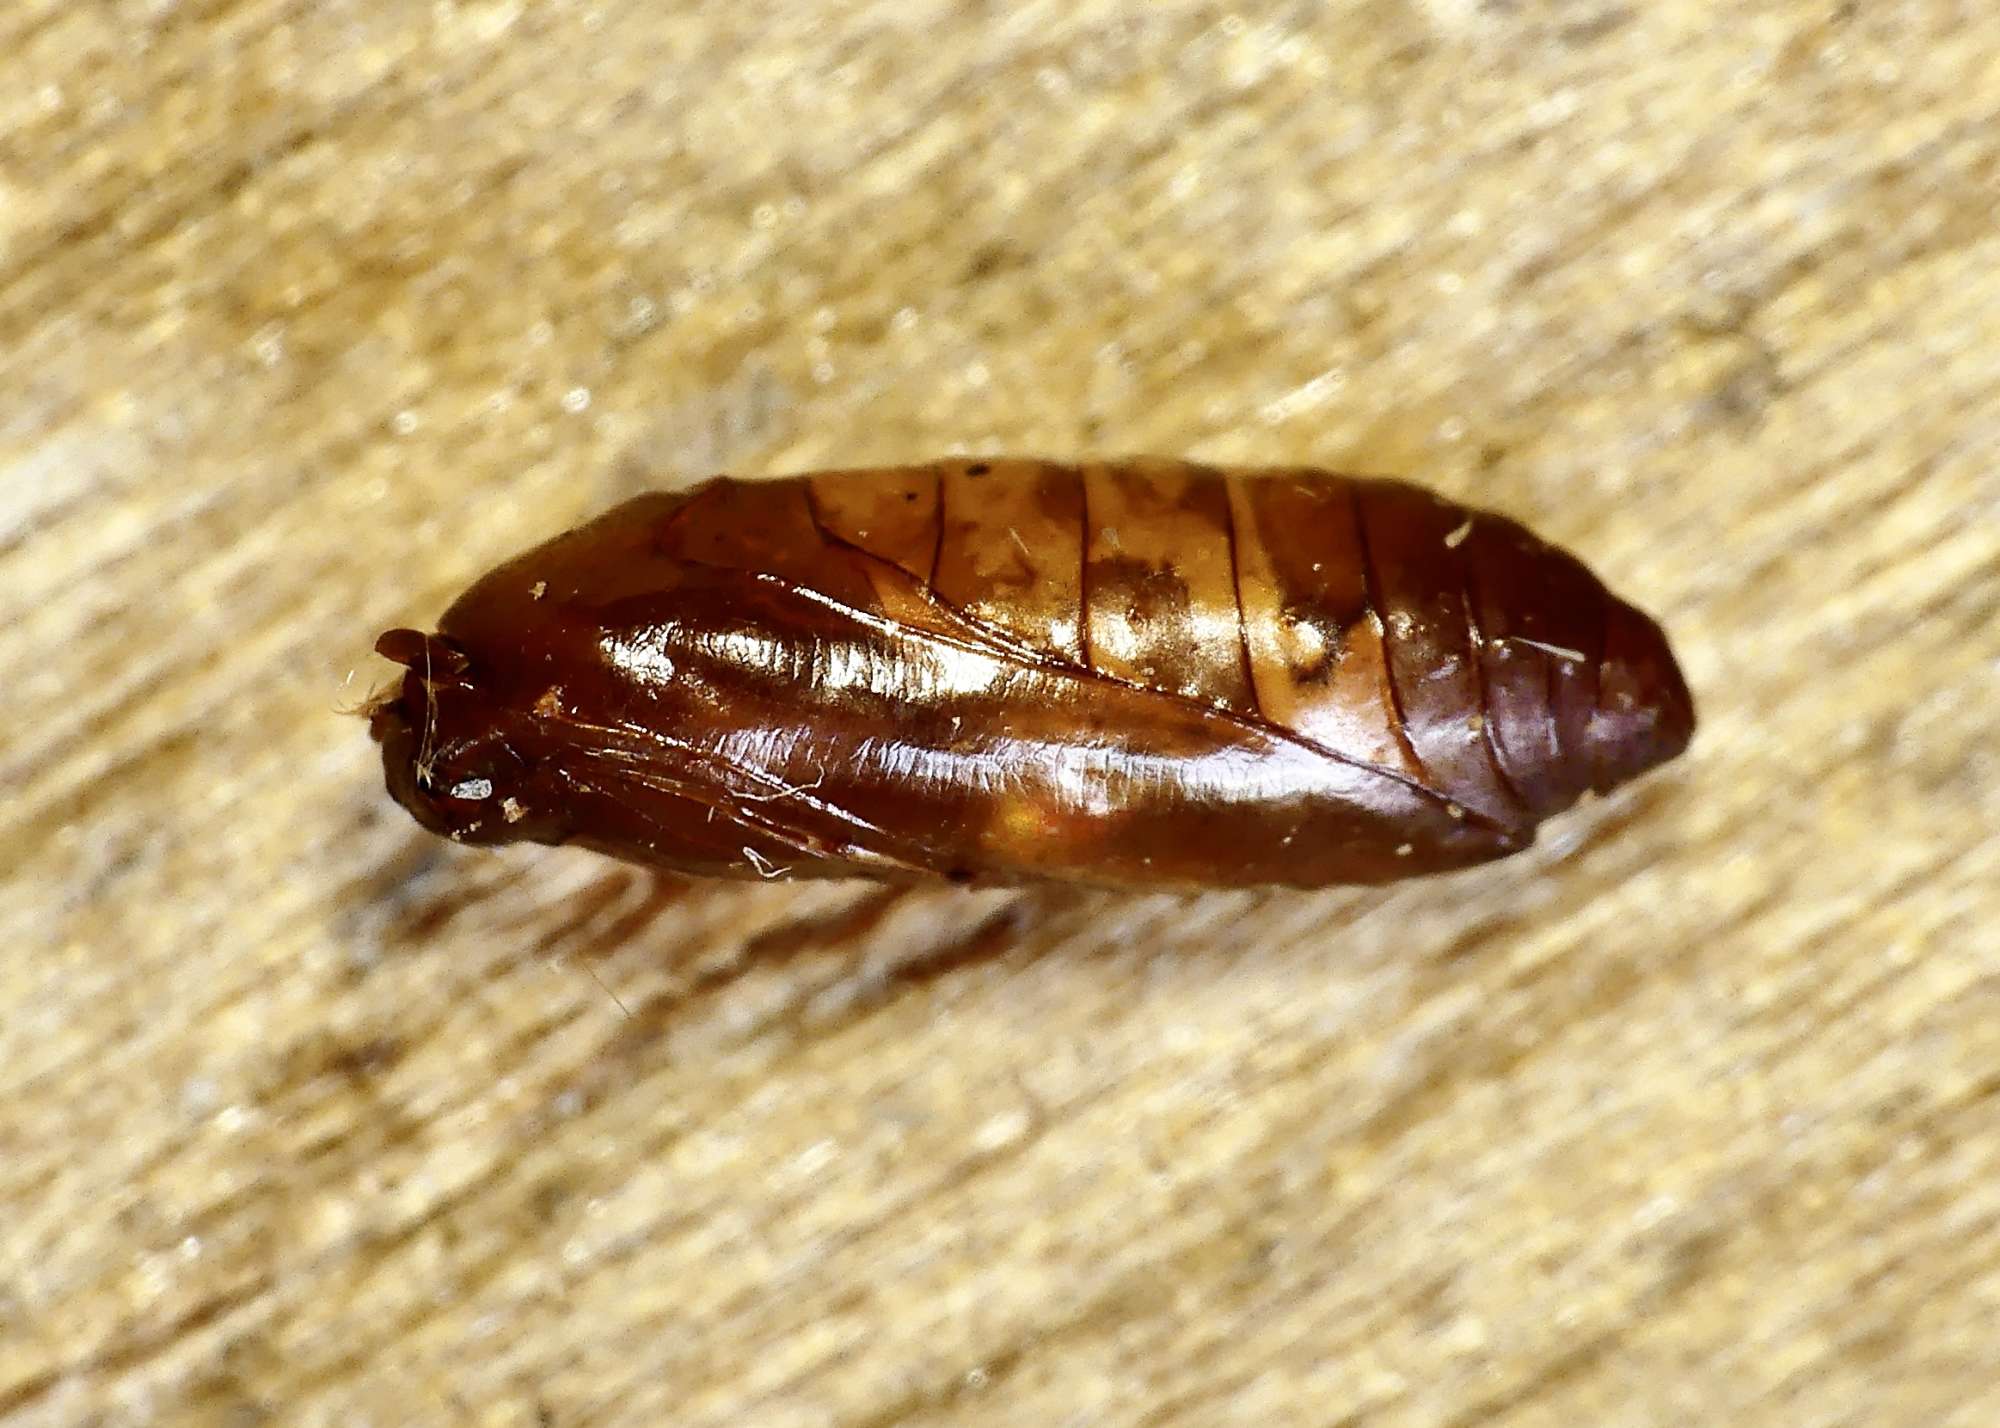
<box><xmin>371</xmin><ymin>460</ymin><xmax>1693</xmax><ymax>888</ymax></box>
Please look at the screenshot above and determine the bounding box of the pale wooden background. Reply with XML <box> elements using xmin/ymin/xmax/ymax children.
<box><xmin>4</xmin><ymin>3</ymin><xmax>1996</xmax><ymax>1425</ymax></box>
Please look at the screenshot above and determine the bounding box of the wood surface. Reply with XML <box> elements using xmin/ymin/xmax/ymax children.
<box><xmin>4</xmin><ymin>3</ymin><xmax>1996</xmax><ymax>1424</ymax></box>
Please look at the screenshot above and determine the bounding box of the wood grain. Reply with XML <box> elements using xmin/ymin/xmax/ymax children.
<box><xmin>4</xmin><ymin>3</ymin><xmax>1996</xmax><ymax>1424</ymax></box>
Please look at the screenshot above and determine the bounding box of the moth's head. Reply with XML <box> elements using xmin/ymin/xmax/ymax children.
<box><xmin>369</xmin><ymin>629</ymin><xmax>571</xmax><ymax>847</ymax></box>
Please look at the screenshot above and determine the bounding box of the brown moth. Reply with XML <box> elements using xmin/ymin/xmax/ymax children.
<box><xmin>371</xmin><ymin>460</ymin><xmax>1693</xmax><ymax>888</ymax></box>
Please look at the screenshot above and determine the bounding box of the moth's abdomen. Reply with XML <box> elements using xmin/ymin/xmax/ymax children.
<box><xmin>372</xmin><ymin>460</ymin><xmax>1693</xmax><ymax>889</ymax></box>
<box><xmin>808</xmin><ymin>461</ymin><xmax>1689</xmax><ymax>827</ymax></box>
